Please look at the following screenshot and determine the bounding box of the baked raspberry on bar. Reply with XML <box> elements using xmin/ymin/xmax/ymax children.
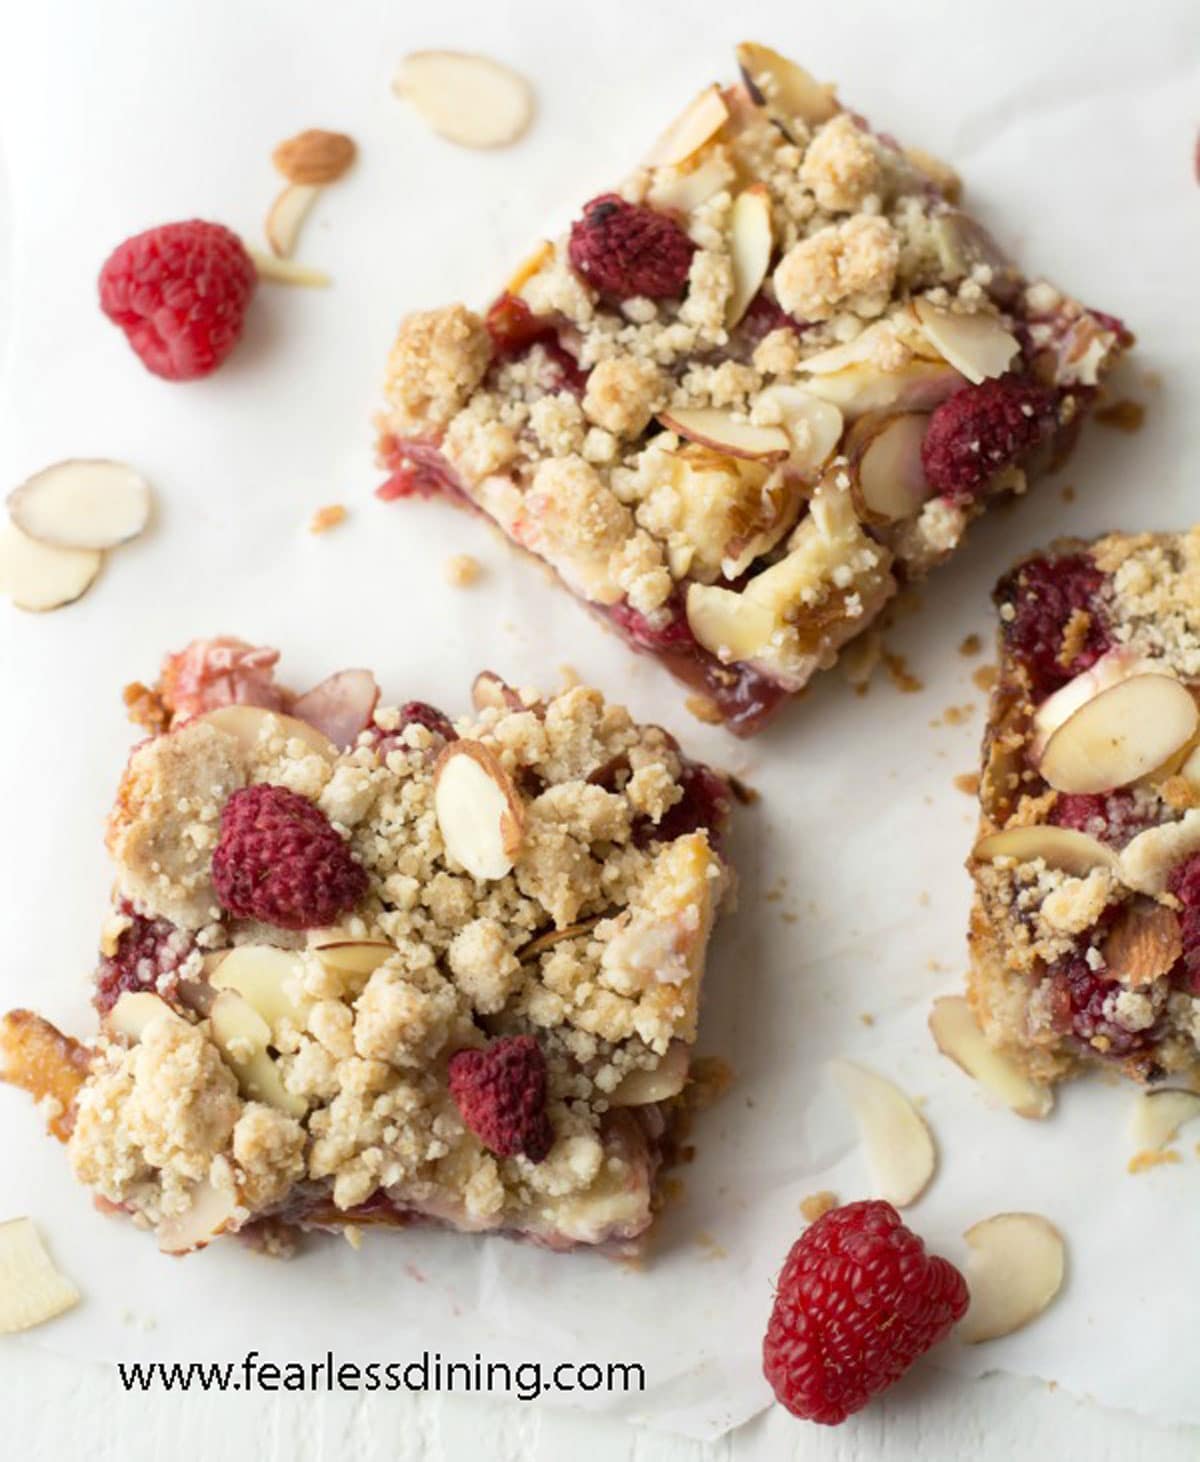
<box><xmin>968</xmin><ymin>531</ymin><xmax>1200</xmax><ymax>1086</ymax></box>
<box><xmin>0</xmin><ymin>638</ymin><xmax>733</xmax><ymax>1256</ymax></box>
<box><xmin>376</xmin><ymin>42</ymin><xmax>1131</xmax><ymax>735</ymax></box>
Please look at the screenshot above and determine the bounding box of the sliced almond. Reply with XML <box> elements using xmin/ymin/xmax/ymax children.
<box><xmin>197</xmin><ymin>704</ymin><xmax>337</xmax><ymax>763</ymax></box>
<box><xmin>272</xmin><ymin>129</ymin><xmax>356</xmax><ymax>185</ymax></box>
<box><xmin>8</xmin><ymin>459</ymin><xmax>150</xmax><ymax>551</ymax></box>
<box><xmin>958</xmin><ymin>1213</ymin><xmax>1066</xmax><ymax>1343</ymax></box>
<box><xmin>643</xmin><ymin>84</ymin><xmax>729</xmax><ymax>168</ymax></box>
<box><xmin>433</xmin><ymin>740</ymin><xmax>525</xmax><ymax>880</ymax></box>
<box><xmin>1101</xmin><ymin>901</ymin><xmax>1182</xmax><ymax>986</ymax></box>
<box><xmin>209</xmin><ymin>989</ymin><xmax>305</xmax><ymax>1118</ymax></box>
<box><xmin>106</xmin><ymin>991</ymin><xmax>181</xmax><ymax>1043</ymax></box>
<box><xmin>658</xmin><ymin>407</ymin><xmax>789</xmax><ymax>462</ymax></box>
<box><xmin>647</xmin><ymin>150</ymin><xmax>735</xmax><ymax>214</ymax></box>
<box><xmin>209</xmin><ymin>945</ymin><xmax>310</xmax><ymax>1034</ymax></box>
<box><xmin>0</xmin><ymin>1218</ymin><xmax>79</xmax><ymax>1332</ymax></box>
<box><xmin>505</xmin><ymin>240</ymin><xmax>553</xmax><ymax>297</ymax></box>
<box><xmin>1129</xmin><ymin>1088</ymin><xmax>1200</xmax><ymax>1151</ymax></box>
<box><xmin>291</xmin><ymin>668</ymin><xmax>379</xmax><ymax>750</ymax></box>
<box><xmin>802</xmin><ymin>359</ymin><xmax>967</xmax><ymax>419</ymax></box>
<box><xmin>310</xmin><ymin>938</ymin><xmax>396</xmax><ymax>977</ymax></box>
<box><xmin>245</xmin><ymin>246</ymin><xmax>331</xmax><ymax>288</ymax></box>
<box><xmin>686</xmin><ymin>581</ymin><xmax>776</xmax><ymax>664</ymax></box>
<box><xmin>735</xmin><ymin>42</ymin><xmax>838</xmax><ymax>136</ymax></box>
<box><xmin>912</xmin><ymin>299</ymin><xmax>1019</xmax><ymax>385</ymax></box>
<box><xmin>265</xmin><ymin>183</ymin><xmax>321</xmax><ymax>258</ymax></box>
<box><xmin>929</xmin><ymin>996</ymin><xmax>1053</xmax><ymax>1119</ymax></box>
<box><xmin>0</xmin><ymin>523</ymin><xmax>101</xmax><ymax>612</ymax></box>
<box><xmin>393</xmin><ymin>51</ymin><xmax>534</xmax><ymax>150</ymax></box>
<box><xmin>608</xmin><ymin>1042</ymin><xmax>690</xmax><ymax>1107</ymax></box>
<box><xmin>471</xmin><ymin>670</ymin><xmax>522</xmax><ymax>713</ymax></box>
<box><xmin>829</xmin><ymin>1058</ymin><xmax>936</xmax><ymax>1208</ymax></box>
<box><xmin>971</xmin><ymin>824</ymin><xmax>1118</xmax><ymax>877</ymax></box>
<box><xmin>157</xmin><ymin>1180</ymin><xmax>238</xmax><ymax>1256</ymax></box>
<box><xmin>847</xmin><ymin>412</ymin><xmax>932</xmax><ymax>524</ymax></box>
<box><xmin>754</xmin><ymin>385</ymin><xmax>844</xmax><ymax>478</ymax></box>
<box><xmin>517</xmin><ymin>921</ymin><xmax>600</xmax><ymax>962</ymax></box>
<box><xmin>1034</xmin><ymin>672</ymin><xmax>1197</xmax><ymax>794</ymax></box>
<box><xmin>1120</xmin><ymin>811</ymin><xmax>1200</xmax><ymax>895</ymax></box>
<box><xmin>796</xmin><ymin>321</ymin><xmax>902</xmax><ymax>376</ymax></box>
<box><xmin>726</xmin><ymin>186</ymin><xmax>772</xmax><ymax>328</ymax></box>
<box><xmin>1179</xmin><ymin>741</ymin><xmax>1200</xmax><ymax>791</ymax></box>
<box><xmin>1030</xmin><ymin>648</ymin><xmax>1153</xmax><ymax>744</ymax></box>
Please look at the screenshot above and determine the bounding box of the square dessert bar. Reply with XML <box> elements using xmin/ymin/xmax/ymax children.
<box><xmin>376</xmin><ymin>42</ymin><xmax>1130</xmax><ymax>735</ymax></box>
<box><xmin>0</xmin><ymin>639</ymin><xmax>733</xmax><ymax>1256</ymax></box>
<box><xmin>968</xmin><ymin>531</ymin><xmax>1200</xmax><ymax>1086</ymax></box>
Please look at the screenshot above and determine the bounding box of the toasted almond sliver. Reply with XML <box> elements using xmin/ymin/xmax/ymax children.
<box><xmin>266</xmin><ymin>183</ymin><xmax>321</xmax><ymax>259</ymax></box>
<box><xmin>912</xmin><ymin>299</ymin><xmax>1019</xmax><ymax>385</ymax></box>
<box><xmin>518</xmin><ymin>921</ymin><xmax>600</xmax><ymax>962</ymax></box>
<box><xmin>1101</xmin><ymin>901</ymin><xmax>1182</xmax><ymax>986</ymax></box>
<box><xmin>971</xmin><ymin>824</ymin><xmax>1118</xmax><ymax>877</ymax></box>
<box><xmin>310</xmin><ymin>939</ymin><xmax>396</xmax><ymax>977</ymax></box>
<box><xmin>0</xmin><ymin>1218</ymin><xmax>80</xmax><ymax>1332</ymax></box>
<box><xmin>929</xmin><ymin>996</ymin><xmax>1053</xmax><ymax>1119</ymax></box>
<box><xmin>157</xmin><ymin>1180</ymin><xmax>239</xmax><ymax>1256</ymax></box>
<box><xmin>958</xmin><ymin>1213</ymin><xmax>1065</xmax><ymax>1343</ymax></box>
<box><xmin>8</xmin><ymin>459</ymin><xmax>151</xmax><ymax>551</ymax></box>
<box><xmin>272</xmin><ymin>129</ymin><xmax>356</xmax><ymax>185</ymax></box>
<box><xmin>1037</xmin><ymin>673</ymin><xmax>1198</xmax><ymax>795</ymax></box>
<box><xmin>209</xmin><ymin>944</ymin><xmax>310</xmax><ymax>1033</ymax></box>
<box><xmin>197</xmin><ymin>704</ymin><xmax>337</xmax><ymax>763</ymax></box>
<box><xmin>734</xmin><ymin>42</ymin><xmax>838</xmax><ymax>132</ymax></box>
<box><xmin>1129</xmin><ymin>1088</ymin><xmax>1200</xmax><ymax>1152</ymax></box>
<box><xmin>246</xmin><ymin>246</ymin><xmax>331</xmax><ymax>288</ymax></box>
<box><xmin>393</xmin><ymin>51</ymin><xmax>534</xmax><ymax>149</ymax></box>
<box><xmin>658</xmin><ymin>407</ymin><xmax>789</xmax><ymax>462</ymax></box>
<box><xmin>210</xmin><ymin>990</ymin><xmax>306</xmax><ymax>1118</ymax></box>
<box><xmin>106</xmin><ymin>991</ymin><xmax>181</xmax><ymax>1043</ymax></box>
<box><xmin>433</xmin><ymin>740</ymin><xmax>525</xmax><ymax>880</ymax></box>
<box><xmin>643</xmin><ymin>84</ymin><xmax>729</xmax><ymax>168</ymax></box>
<box><xmin>829</xmin><ymin>1058</ymin><xmax>936</xmax><ymax>1208</ymax></box>
<box><xmin>0</xmin><ymin>523</ymin><xmax>102</xmax><ymax>612</ymax></box>
<box><xmin>726</xmin><ymin>185</ymin><xmax>773</xmax><ymax>329</ymax></box>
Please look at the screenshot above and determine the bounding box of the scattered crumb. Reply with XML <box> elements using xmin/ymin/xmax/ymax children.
<box><xmin>1142</xmin><ymin>369</ymin><xmax>1163</xmax><ymax>392</ymax></box>
<box><xmin>917</xmin><ymin>891</ymin><xmax>931</xmax><ymax>907</ymax></box>
<box><xmin>841</xmin><ymin>628</ymin><xmax>883</xmax><ymax>693</ymax></box>
<box><xmin>728</xmin><ymin>775</ymin><xmax>759</xmax><ymax>806</ymax></box>
<box><xmin>765</xmin><ymin>879</ymin><xmax>786</xmax><ymax>903</ymax></box>
<box><xmin>859</xmin><ymin>1013</ymin><xmax>875</xmax><ymax>1027</ymax></box>
<box><xmin>309</xmin><ymin>503</ymin><xmax>347</xmax><ymax>535</ymax></box>
<box><xmin>781</xmin><ymin>912</ymin><xmax>798</xmax><ymax>924</ymax></box>
<box><xmin>343</xmin><ymin>1225</ymin><xmax>363</xmax><ymax>1251</ymax></box>
<box><xmin>800</xmin><ymin>1190</ymin><xmax>839</xmax><ymax>1223</ymax></box>
<box><xmin>1060</xmin><ymin>485</ymin><xmax>1076</xmax><ymax>503</ymax></box>
<box><xmin>122</xmin><ymin>680</ymin><xmax>169</xmax><ymax>735</ymax></box>
<box><xmin>685</xmin><ymin>1056</ymin><xmax>735</xmax><ymax>1112</ymax></box>
<box><xmin>444</xmin><ymin>553</ymin><xmax>481</xmax><ymax>587</ymax></box>
<box><xmin>693</xmin><ymin>1230</ymin><xmax>728</xmax><ymax>1260</ymax></box>
<box><xmin>558</xmin><ymin>663</ymin><xmax>581</xmax><ymax>689</ymax></box>
<box><xmin>939</xmin><ymin>703</ymin><xmax>975</xmax><ymax>727</ymax></box>
<box><xmin>928</xmin><ymin>958</ymin><xmax>947</xmax><ymax>973</ymax></box>
<box><xmin>882</xmin><ymin>650</ymin><xmax>922</xmax><ymax>694</ymax></box>
<box><xmin>1094</xmin><ymin>399</ymin><xmax>1145</xmax><ymax>434</ymax></box>
<box><xmin>972</xmin><ymin>664</ymin><xmax>999</xmax><ymax>693</ymax></box>
<box><xmin>685</xmin><ymin>693</ymin><xmax>724</xmax><ymax>725</ymax></box>
<box><xmin>958</xmin><ymin>633</ymin><xmax>982</xmax><ymax>657</ymax></box>
<box><xmin>1128</xmin><ymin>1147</ymin><xmax>1182</xmax><ymax>1175</ymax></box>
<box><xmin>954</xmin><ymin>772</ymin><xmax>981</xmax><ymax>797</ymax></box>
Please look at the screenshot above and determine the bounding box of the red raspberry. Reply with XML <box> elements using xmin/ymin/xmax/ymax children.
<box><xmin>98</xmin><ymin>220</ymin><xmax>257</xmax><ymax>380</ymax></box>
<box><xmin>1050</xmin><ymin>790</ymin><xmax>1149</xmax><ymax>847</ymax></box>
<box><xmin>448</xmin><ymin>1035</ymin><xmax>553</xmax><ymax>1162</ymax></box>
<box><xmin>568</xmin><ymin>195</ymin><xmax>696</xmax><ymax>301</ymax></box>
<box><xmin>921</xmin><ymin>375</ymin><xmax>1058</xmax><ymax>502</ymax></box>
<box><xmin>641</xmin><ymin>762</ymin><xmax>732</xmax><ymax>846</ymax></box>
<box><xmin>369</xmin><ymin>701</ymin><xmax>457</xmax><ymax>759</ymax></box>
<box><xmin>1046</xmin><ymin>954</ymin><xmax>1155</xmax><ymax>1055</ymax></box>
<box><xmin>211</xmin><ymin>785</ymin><xmax>367</xmax><ymax>930</ymax></box>
<box><xmin>1168</xmin><ymin>855</ymin><xmax>1200</xmax><ymax>992</ymax></box>
<box><xmin>763</xmin><ymin>1200</ymin><xmax>968</xmax><ymax>1426</ymax></box>
<box><xmin>93</xmin><ymin>902</ymin><xmax>195</xmax><ymax>1015</ymax></box>
<box><xmin>993</xmin><ymin>552</ymin><xmax>1111</xmax><ymax>700</ymax></box>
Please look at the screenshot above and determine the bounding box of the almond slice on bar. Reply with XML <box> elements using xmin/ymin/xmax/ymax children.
<box><xmin>106</xmin><ymin>991</ymin><xmax>182</xmax><ymax>1043</ymax></box>
<box><xmin>970</xmin><ymin>824</ymin><xmax>1118</xmax><ymax>877</ymax></box>
<box><xmin>1129</xmin><ymin>1088</ymin><xmax>1200</xmax><ymax>1152</ymax></box>
<box><xmin>433</xmin><ymin>740</ymin><xmax>525</xmax><ymax>880</ymax></box>
<box><xmin>929</xmin><ymin>996</ymin><xmax>1053</xmax><ymax>1119</ymax></box>
<box><xmin>8</xmin><ymin>459</ymin><xmax>151</xmax><ymax>551</ymax></box>
<box><xmin>753</xmin><ymin>386</ymin><xmax>844</xmax><ymax>478</ymax></box>
<box><xmin>309</xmin><ymin>938</ymin><xmax>396</xmax><ymax>977</ymax></box>
<box><xmin>0</xmin><ymin>1218</ymin><xmax>80</xmax><ymax>1332</ymax></box>
<box><xmin>726</xmin><ymin>185</ymin><xmax>772</xmax><ymax>328</ymax></box>
<box><xmin>957</xmin><ymin>1213</ymin><xmax>1066</xmax><ymax>1343</ymax></box>
<box><xmin>735</xmin><ymin>42</ymin><xmax>837</xmax><ymax>135</ymax></box>
<box><xmin>393</xmin><ymin>51</ymin><xmax>534</xmax><ymax>150</ymax></box>
<box><xmin>209</xmin><ymin>944</ymin><xmax>311</xmax><ymax>1034</ymax></box>
<box><xmin>0</xmin><ymin>522</ymin><xmax>102</xmax><ymax>612</ymax></box>
<box><xmin>658</xmin><ymin>407</ymin><xmax>789</xmax><ymax>462</ymax></box>
<box><xmin>644</xmin><ymin>84</ymin><xmax>729</xmax><ymax>168</ymax></box>
<box><xmin>1101</xmin><ymin>901</ymin><xmax>1182</xmax><ymax>986</ymax></box>
<box><xmin>197</xmin><ymin>704</ymin><xmax>338</xmax><ymax>763</ymax></box>
<box><xmin>846</xmin><ymin>411</ymin><xmax>932</xmax><ymax>524</ymax></box>
<box><xmin>245</xmin><ymin>246</ymin><xmax>331</xmax><ymax>288</ymax></box>
<box><xmin>1119</xmin><ymin>812</ymin><xmax>1200</xmax><ymax>895</ymax></box>
<box><xmin>912</xmin><ymin>299</ymin><xmax>1019</xmax><ymax>385</ymax></box>
<box><xmin>266</xmin><ymin>183</ymin><xmax>321</xmax><ymax>258</ymax></box>
<box><xmin>209</xmin><ymin>989</ymin><xmax>305</xmax><ymax>1118</ymax></box>
<box><xmin>830</xmin><ymin>1058</ymin><xmax>936</xmax><ymax>1207</ymax></box>
<box><xmin>157</xmin><ymin>1179</ymin><xmax>239</xmax><ymax>1256</ymax></box>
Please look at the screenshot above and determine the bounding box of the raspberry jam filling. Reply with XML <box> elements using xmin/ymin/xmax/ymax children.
<box><xmin>485</xmin><ymin>294</ymin><xmax>588</xmax><ymax>395</ymax></box>
<box><xmin>1045</xmin><ymin>953</ymin><xmax>1159</xmax><ymax>1058</ymax></box>
<box><xmin>93</xmin><ymin>904</ymin><xmax>195</xmax><ymax>1015</ymax></box>
<box><xmin>994</xmin><ymin>551</ymin><xmax>1112</xmax><ymax>700</ymax></box>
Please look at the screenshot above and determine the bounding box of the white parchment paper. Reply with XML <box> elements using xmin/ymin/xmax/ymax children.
<box><xmin>1</xmin><ymin>0</ymin><xmax>1198</xmax><ymax>1440</ymax></box>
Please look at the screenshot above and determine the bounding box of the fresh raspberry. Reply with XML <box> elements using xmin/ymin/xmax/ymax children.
<box><xmin>447</xmin><ymin>1035</ymin><xmax>553</xmax><ymax>1162</ymax></box>
<box><xmin>921</xmin><ymin>375</ymin><xmax>1058</xmax><ymax>502</ymax></box>
<box><xmin>1046</xmin><ymin>954</ymin><xmax>1154</xmax><ymax>1055</ymax></box>
<box><xmin>1168</xmin><ymin>855</ymin><xmax>1200</xmax><ymax>993</ymax></box>
<box><xmin>1050</xmin><ymin>790</ymin><xmax>1150</xmax><ymax>847</ymax></box>
<box><xmin>484</xmin><ymin>294</ymin><xmax>588</xmax><ymax>393</ymax></box>
<box><xmin>762</xmin><ymin>1200</ymin><xmax>968</xmax><ymax>1426</ymax></box>
<box><xmin>211</xmin><ymin>785</ymin><xmax>367</xmax><ymax>930</ymax></box>
<box><xmin>98</xmin><ymin>220</ymin><xmax>257</xmax><ymax>380</ymax></box>
<box><xmin>608</xmin><ymin>593</ymin><xmax>700</xmax><ymax>656</ymax></box>
<box><xmin>993</xmin><ymin>552</ymin><xmax>1112</xmax><ymax>700</ymax></box>
<box><xmin>369</xmin><ymin>701</ymin><xmax>457</xmax><ymax>759</ymax></box>
<box><xmin>93</xmin><ymin>903</ymin><xmax>195</xmax><ymax>1015</ymax></box>
<box><xmin>568</xmin><ymin>195</ymin><xmax>696</xmax><ymax>301</ymax></box>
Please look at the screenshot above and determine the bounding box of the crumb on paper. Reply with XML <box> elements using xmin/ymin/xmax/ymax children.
<box><xmin>917</xmin><ymin>891</ymin><xmax>931</xmax><ymax>907</ymax></box>
<box><xmin>800</xmin><ymin>1190</ymin><xmax>839</xmax><ymax>1223</ymax></box>
<box><xmin>781</xmin><ymin>911</ymin><xmax>798</xmax><ymax>925</ymax></box>
<box><xmin>685</xmin><ymin>693</ymin><xmax>724</xmax><ymax>725</ymax></box>
<box><xmin>309</xmin><ymin>504</ymin><xmax>347</xmax><ymax>535</ymax></box>
<box><xmin>859</xmin><ymin>1013</ymin><xmax>875</xmax><ymax>1027</ymax></box>
<box><xmin>972</xmin><ymin>664</ymin><xmax>999</xmax><ymax>693</ymax></box>
<box><xmin>958</xmin><ymin>633</ymin><xmax>983</xmax><ymax>657</ymax></box>
<box><xmin>1128</xmin><ymin>1147</ymin><xmax>1182</xmax><ymax>1175</ymax></box>
<box><xmin>1142</xmin><ymin>369</ymin><xmax>1163</xmax><ymax>392</ymax></box>
<box><xmin>928</xmin><ymin>958</ymin><xmax>947</xmax><ymax>973</ymax></box>
<box><xmin>343</xmin><ymin>1224</ymin><xmax>363</xmax><ymax>1251</ymax></box>
<box><xmin>444</xmin><ymin>553</ymin><xmax>481</xmax><ymax>587</ymax></box>
<box><xmin>685</xmin><ymin>1056</ymin><xmax>735</xmax><ymax>1111</ymax></box>
<box><xmin>1094</xmin><ymin>399</ymin><xmax>1146</xmax><ymax>434</ymax></box>
<box><xmin>728</xmin><ymin>775</ymin><xmax>759</xmax><ymax>806</ymax></box>
<box><xmin>694</xmin><ymin>1230</ymin><xmax>728</xmax><ymax>1260</ymax></box>
<box><xmin>122</xmin><ymin>680</ymin><xmax>169</xmax><ymax>734</ymax></box>
<box><xmin>882</xmin><ymin>650</ymin><xmax>922</xmax><ymax>694</ymax></box>
<box><xmin>935</xmin><ymin>703</ymin><xmax>975</xmax><ymax>727</ymax></box>
<box><xmin>1061</xmin><ymin>484</ymin><xmax>1076</xmax><ymax>503</ymax></box>
<box><xmin>954</xmin><ymin>772</ymin><xmax>981</xmax><ymax>797</ymax></box>
<box><xmin>841</xmin><ymin>628</ymin><xmax>883</xmax><ymax>693</ymax></box>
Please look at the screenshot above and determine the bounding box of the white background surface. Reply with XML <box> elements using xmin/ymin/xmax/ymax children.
<box><xmin>2</xmin><ymin>0</ymin><xmax>1199</xmax><ymax>1456</ymax></box>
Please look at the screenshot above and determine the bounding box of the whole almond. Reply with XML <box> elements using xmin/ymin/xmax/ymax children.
<box><xmin>1101</xmin><ymin>900</ymin><xmax>1182</xmax><ymax>986</ymax></box>
<box><xmin>272</xmin><ymin>129</ymin><xmax>357</xmax><ymax>185</ymax></box>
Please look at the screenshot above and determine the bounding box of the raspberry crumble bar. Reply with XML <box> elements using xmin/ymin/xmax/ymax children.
<box><xmin>376</xmin><ymin>42</ymin><xmax>1131</xmax><ymax>735</ymax></box>
<box><xmin>968</xmin><ymin>532</ymin><xmax>1200</xmax><ymax>1085</ymax></box>
<box><xmin>0</xmin><ymin>639</ymin><xmax>733</xmax><ymax>1256</ymax></box>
